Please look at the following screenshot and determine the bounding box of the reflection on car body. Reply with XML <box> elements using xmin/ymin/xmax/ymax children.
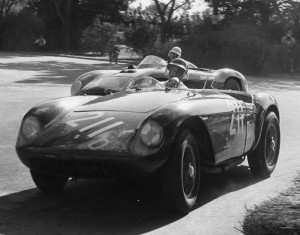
<box><xmin>16</xmin><ymin>55</ymin><xmax>280</xmax><ymax>215</ymax></box>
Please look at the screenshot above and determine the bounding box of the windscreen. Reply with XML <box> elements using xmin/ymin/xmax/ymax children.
<box><xmin>82</xmin><ymin>75</ymin><xmax>132</xmax><ymax>92</ymax></box>
<box><xmin>137</xmin><ymin>55</ymin><xmax>167</xmax><ymax>69</ymax></box>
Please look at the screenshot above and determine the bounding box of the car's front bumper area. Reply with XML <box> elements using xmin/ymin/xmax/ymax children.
<box><xmin>16</xmin><ymin>145</ymin><xmax>171</xmax><ymax>179</ymax></box>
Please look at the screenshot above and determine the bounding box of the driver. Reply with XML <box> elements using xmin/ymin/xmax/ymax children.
<box><xmin>167</xmin><ymin>46</ymin><xmax>182</xmax><ymax>63</ymax></box>
<box><xmin>164</xmin><ymin>58</ymin><xmax>188</xmax><ymax>89</ymax></box>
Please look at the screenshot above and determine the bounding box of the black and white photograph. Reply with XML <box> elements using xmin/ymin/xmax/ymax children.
<box><xmin>0</xmin><ymin>0</ymin><xmax>299</xmax><ymax>234</ymax></box>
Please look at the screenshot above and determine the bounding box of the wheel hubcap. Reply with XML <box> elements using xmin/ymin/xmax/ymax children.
<box><xmin>189</xmin><ymin>163</ymin><xmax>194</xmax><ymax>177</ymax></box>
<box><xmin>266</xmin><ymin>125</ymin><xmax>278</xmax><ymax>165</ymax></box>
<box><xmin>270</xmin><ymin>136</ymin><xmax>276</xmax><ymax>151</ymax></box>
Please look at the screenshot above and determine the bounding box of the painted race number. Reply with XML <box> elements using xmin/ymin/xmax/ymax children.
<box><xmin>65</xmin><ymin>112</ymin><xmax>104</xmax><ymax>127</ymax></box>
<box><xmin>226</xmin><ymin>101</ymin><xmax>246</xmax><ymax>136</ymax></box>
<box><xmin>65</xmin><ymin>112</ymin><xmax>124</xmax><ymax>138</ymax></box>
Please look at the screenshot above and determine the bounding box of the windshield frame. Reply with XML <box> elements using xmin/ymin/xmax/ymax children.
<box><xmin>137</xmin><ymin>55</ymin><xmax>167</xmax><ymax>69</ymax></box>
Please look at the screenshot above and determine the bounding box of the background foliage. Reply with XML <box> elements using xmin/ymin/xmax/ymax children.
<box><xmin>80</xmin><ymin>20</ymin><xmax>117</xmax><ymax>55</ymax></box>
<box><xmin>124</xmin><ymin>26</ymin><xmax>157</xmax><ymax>56</ymax></box>
<box><xmin>180</xmin><ymin>23</ymin><xmax>278</xmax><ymax>74</ymax></box>
<box><xmin>1</xmin><ymin>0</ymin><xmax>300</xmax><ymax>75</ymax></box>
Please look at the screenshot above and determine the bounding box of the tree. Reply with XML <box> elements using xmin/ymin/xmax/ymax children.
<box><xmin>0</xmin><ymin>0</ymin><xmax>25</xmax><ymax>23</ymax></box>
<box><xmin>52</xmin><ymin>0</ymin><xmax>72</xmax><ymax>52</ymax></box>
<box><xmin>0</xmin><ymin>0</ymin><xmax>27</xmax><ymax>45</ymax></box>
<box><xmin>2</xmin><ymin>7</ymin><xmax>45</xmax><ymax>50</ymax></box>
<box><xmin>125</xmin><ymin>25</ymin><xmax>157</xmax><ymax>55</ymax></box>
<box><xmin>153</xmin><ymin>0</ymin><xmax>191</xmax><ymax>42</ymax></box>
<box><xmin>80</xmin><ymin>20</ymin><xmax>117</xmax><ymax>55</ymax></box>
<box><xmin>27</xmin><ymin>0</ymin><xmax>75</xmax><ymax>51</ymax></box>
<box><xmin>79</xmin><ymin>0</ymin><xmax>129</xmax><ymax>25</ymax></box>
<box><xmin>28</xmin><ymin>0</ymin><xmax>129</xmax><ymax>52</ymax></box>
<box><xmin>206</xmin><ymin>0</ymin><xmax>299</xmax><ymax>27</ymax></box>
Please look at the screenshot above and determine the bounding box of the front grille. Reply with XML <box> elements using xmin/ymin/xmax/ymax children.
<box><xmin>29</xmin><ymin>158</ymin><xmax>120</xmax><ymax>178</ymax></box>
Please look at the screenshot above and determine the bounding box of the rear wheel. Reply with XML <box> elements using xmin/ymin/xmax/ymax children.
<box><xmin>248</xmin><ymin>112</ymin><xmax>280</xmax><ymax>178</ymax></box>
<box><xmin>161</xmin><ymin>130</ymin><xmax>200</xmax><ymax>214</ymax></box>
<box><xmin>30</xmin><ymin>170</ymin><xmax>68</xmax><ymax>193</ymax></box>
<box><xmin>224</xmin><ymin>78</ymin><xmax>241</xmax><ymax>91</ymax></box>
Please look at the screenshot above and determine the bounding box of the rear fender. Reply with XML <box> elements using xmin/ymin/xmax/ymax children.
<box><xmin>214</xmin><ymin>68</ymin><xmax>248</xmax><ymax>92</ymax></box>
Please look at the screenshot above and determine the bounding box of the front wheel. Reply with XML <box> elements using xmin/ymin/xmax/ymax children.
<box><xmin>30</xmin><ymin>170</ymin><xmax>68</xmax><ymax>193</ymax></box>
<box><xmin>224</xmin><ymin>78</ymin><xmax>241</xmax><ymax>91</ymax></box>
<box><xmin>248</xmin><ymin>112</ymin><xmax>280</xmax><ymax>178</ymax></box>
<box><xmin>161</xmin><ymin>130</ymin><xmax>200</xmax><ymax>214</ymax></box>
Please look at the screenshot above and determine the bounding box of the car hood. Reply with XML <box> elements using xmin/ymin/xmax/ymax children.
<box><xmin>16</xmin><ymin>89</ymin><xmax>235</xmax><ymax>154</ymax></box>
<box><xmin>75</xmin><ymin>89</ymin><xmax>190</xmax><ymax>113</ymax></box>
<box><xmin>16</xmin><ymin>90</ymin><xmax>190</xmax><ymax>147</ymax></box>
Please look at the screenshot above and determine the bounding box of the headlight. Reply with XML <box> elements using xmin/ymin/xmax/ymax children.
<box><xmin>21</xmin><ymin>116</ymin><xmax>42</xmax><ymax>140</ymax></box>
<box><xmin>140</xmin><ymin>121</ymin><xmax>163</xmax><ymax>147</ymax></box>
<box><xmin>71</xmin><ymin>80</ymin><xmax>82</xmax><ymax>96</ymax></box>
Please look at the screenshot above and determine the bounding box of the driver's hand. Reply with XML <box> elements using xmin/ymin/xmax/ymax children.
<box><xmin>166</xmin><ymin>77</ymin><xmax>180</xmax><ymax>88</ymax></box>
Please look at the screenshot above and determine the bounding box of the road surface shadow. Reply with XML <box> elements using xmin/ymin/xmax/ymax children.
<box><xmin>197</xmin><ymin>165</ymin><xmax>259</xmax><ymax>206</ymax></box>
<box><xmin>0</xmin><ymin>54</ymin><xmax>128</xmax><ymax>85</ymax></box>
<box><xmin>1</xmin><ymin>52</ymin><xmax>299</xmax><ymax>91</ymax></box>
<box><xmin>0</xmin><ymin>165</ymin><xmax>261</xmax><ymax>234</ymax></box>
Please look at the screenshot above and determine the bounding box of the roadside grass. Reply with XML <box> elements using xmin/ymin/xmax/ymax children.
<box><xmin>243</xmin><ymin>172</ymin><xmax>300</xmax><ymax>235</ymax></box>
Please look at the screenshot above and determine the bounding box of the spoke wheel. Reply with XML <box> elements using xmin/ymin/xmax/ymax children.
<box><xmin>162</xmin><ymin>129</ymin><xmax>200</xmax><ymax>214</ymax></box>
<box><xmin>181</xmin><ymin>141</ymin><xmax>197</xmax><ymax>199</ymax></box>
<box><xmin>248</xmin><ymin>112</ymin><xmax>280</xmax><ymax>178</ymax></box>
<box><xmin>265</xmin><ymin>124</ymin><xmax>278</xmax><ymax>166</ymax></box>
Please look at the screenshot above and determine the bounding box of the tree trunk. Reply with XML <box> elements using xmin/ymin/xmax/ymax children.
<box><xmin>160</xmin><ymin>22</ymin><xmax>166</xmax><ymax>43</ymax></box>
<box><xmin>53</xmin><ymin>0</ymin><xmax>71</xmax><ymax>52</ymax></box>
<box><xmin>63</xmin><ymin>0</ymin><xmax>71</xmax><ymax>52</ymax></box>
<box><xmin>212</xmin><ymin>0</ymin><xmax>219</xmax><ymax>15</ymax></box>
<box><xmin>63</xmin><ymin>19</ymin><xmax>70</xmax><ymax>52</ymax></box>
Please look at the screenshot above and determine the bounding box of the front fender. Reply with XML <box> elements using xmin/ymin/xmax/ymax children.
<box><xmin>71</xmin><ymin>70</ymin><xmax>117</xmax><ymax>95</ymax></box>
<box><xmin>16</xmin><ymin>96</ymin><xmax>97</xmax><ymax>147</ymax></box>
<box><xmin>252</xmin><ymin>92</ymin><xmax>280</xmax><ymax>150</ymax></box>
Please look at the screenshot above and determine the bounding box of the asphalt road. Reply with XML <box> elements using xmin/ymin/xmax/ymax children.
<box><xmin>0</xmin><ymin>52</ymin><xmax>299</xmax><ymax>235</ymax></box>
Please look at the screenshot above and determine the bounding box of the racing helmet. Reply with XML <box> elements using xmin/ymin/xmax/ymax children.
<box><xmin>167</xmin><ymin>58</ymin><xmax>188</xmax><ymax>80</ymax></box>
<box><xmin>168</xmin><ymin>46</ymin><xmax>182</xmax><ymax>60</ymax></box>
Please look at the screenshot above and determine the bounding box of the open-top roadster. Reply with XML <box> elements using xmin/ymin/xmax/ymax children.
<box><xmin>70</xmin><ymin>55</ymin><xmax>248</xmax><ymax>96</ymax></box>
<box><xmin>16</xmin><ymin>56</ymin><xmax>279</xmax><ymax>214</ymax></box>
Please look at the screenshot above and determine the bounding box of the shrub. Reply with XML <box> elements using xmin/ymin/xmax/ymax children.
<box><xmin>180</xmin><ymin>24</ymin><xmax>280</xmax><ymax>75</ymax></box>
<box><xmin>80</xmin><ymin>20</ymin><xmax>117</xmax><ymax>55</ymax></box>
<box><xmin>243</xmin><ymin>173</ymin><xmax>300</xmax><ymax>235</ymax></box>
<box><xmin>144</xmin><ymin>41</ymin><xmax>179</xmax><ymax>59</ymax></box>
<box><xmin>2</xmin><ymin>8</ymin><xmax>46</xmax><ymax>51</ymax></box>
<box><xmin>124</xmin><ymin>25</ymin><xmax>157</xmax><ymax>56</ymax></box>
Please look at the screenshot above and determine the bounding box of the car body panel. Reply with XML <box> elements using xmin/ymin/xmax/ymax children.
<box><xmin>16</xmin><ymin>84</ymin><xmax>279</xmax><ymax>179</ymax></box>
<box><xmin>71</xmin><ymin>55</ymin><xmax>248</xmax><ymax>96</ymax></box>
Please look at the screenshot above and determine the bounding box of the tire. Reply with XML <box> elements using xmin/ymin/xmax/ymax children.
<box><xmin>224</xmin><ymin>78</ymin><xmax>241</xmax><ymax>91</ymax></box>
<box><xmin>248</xmin><ymin>112</ymin><xmax>280</xmax><ymax>178</ymax></box>
<box><xmin>161</xmin><ymin>129</ymin><xmax>201</xmax><ymax>214</ymax></box>
<box><xmin>30</xmin><ymin>170</ymin><xmax>68</xmax><ymax>193</ymax></box>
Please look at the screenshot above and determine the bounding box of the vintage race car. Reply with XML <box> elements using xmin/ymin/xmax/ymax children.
<box><xmin>70</xmin><ymin>55</ymin><xmax>248</xmax><ymax>96</ymax></box>
<box><xmin>16</xmin><ymin>62</ymin><xmax>280</xmax><ymax>214</ymax></box>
